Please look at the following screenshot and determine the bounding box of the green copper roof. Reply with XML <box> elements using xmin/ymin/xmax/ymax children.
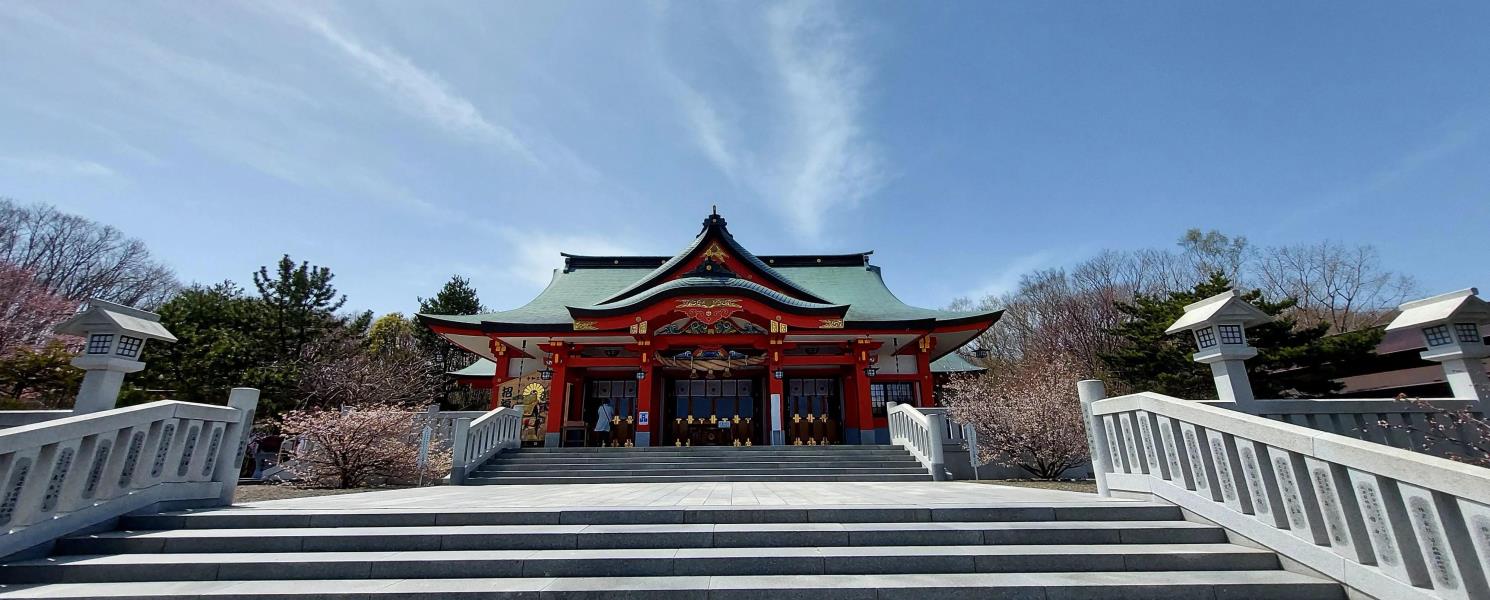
<box><xmin>572</xmin><ymin>276</ymin><xmax>847</xmax><ymax>318</ymax></box>
<box><xmin>451</xmin><ymin>353</ymin><xmax>984</xmax><ymax>378</ymax></box>
<box><xmin>449</xmin><ymin>360</ymin><xmax>497</xmax><ymax>377</ymax></box>
<box><xmin>417</xmin><ymin>211</ymin><xmax>998</xmax><ymax>332</ymax></box>
<box><xmin>929</xmin><ymin>352</ymin><xmax>986</xmax><ymax>373</ymax></box>
<box><xmin>420</xmin><ymin>262</ymin><xmax>993</xmax><ymax>328</ymax></box>
<box><xmin>598</xmin><ymin>212</ymin><xmax>830</xmax><ymax>305</ymax></box>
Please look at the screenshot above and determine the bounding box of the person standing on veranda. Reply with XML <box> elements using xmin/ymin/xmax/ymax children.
<box><xmin>595</xmin><ymin>399</ymin><xmax>614</xmax><ymax>447</ymax></box>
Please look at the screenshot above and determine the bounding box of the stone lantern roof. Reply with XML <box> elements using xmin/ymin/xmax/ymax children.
<box><xmin>55</xmin><ymin>298</ymin><xmax>177</xmax><ymax>342</ymax></box>
<box><xmin>1164</xmin><ymin>290</ymin><xmax>1272</xmax><ymax>335</ymax></box>
<box><xmin>1385</xmin><ymin>288</ymin><xmax>1490</xmax><ymax>331</ymax></box>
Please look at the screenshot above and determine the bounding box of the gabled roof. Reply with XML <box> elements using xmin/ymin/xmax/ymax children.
<box><xmin>417</xmin><ymin>210</ymin><xmax>1001</xmax><ymax>338</ymax></box>
<box><xmin>1165</xmin><ymin>290</ymin><xmax>1272</xmax><ymax>334</ymax></box>
<box><xmin>1386</xmin><ymin>288</ymin><xmax>1490</xmax><ymax>331</ymax></box>
<box><xmin>451</xmin><ymin>354</ymin><xmax>988</xmax><ymax>378</ymax></box>
<box><xmin>55</xmin><ymin>298</ymin><xmax>177</xmax><ymax>342</ymax></box>
<box><xmin>568</xmin><ymin>277</ymin><xmax>848</xmax><ymax>319</ymax></box>
<box><xmin>596</xmin><ymin>211</ymin><xmax>831</xmax><ymax>305</ymax></box>
<box><xmin>930</xmin><ymin>352</ymin><xmax>986</xmax><ymax>373</ymax></box>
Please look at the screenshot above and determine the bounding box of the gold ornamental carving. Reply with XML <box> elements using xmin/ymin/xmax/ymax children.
<box><xmin>676</xmin><ymin>298</ymin><xmax>742</xmax><ymax>309</ymax></box>
<box><xmin>572</xmin><ymin>320</ymin><xmax>599</xmax><ymax>331</ymax></box>
<box><xmin>818</xmin><ymin>318</ymin><xmax>844</xmax><ymax>329</ymax></box>
<box><xmin>702</xmin><ymin>242</ymin><xmax>729</xmax><ymax>262</ymax></box>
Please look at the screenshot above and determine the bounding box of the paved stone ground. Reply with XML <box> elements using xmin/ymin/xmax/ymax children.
<box><xmin>239</xmin><ymin>481</ymin><xmax>1126</xmax><ymax>510</ymax></box>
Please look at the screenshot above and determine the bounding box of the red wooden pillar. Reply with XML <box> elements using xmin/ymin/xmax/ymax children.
<box><xmin>543</xmin><ymin>341</ymin><xmax>568</xmax><ymax>447</ymax></box>
<box><xmin>852</xmin><ymin>339</ymin><xmax>876</xmax><ymax>445</ymax></box>
<box><xmin>916</xmin><ymin>336</ymin><xmax>935</xmax><ymax>407</ymax></box>
<box><xmin>636</xmin><ymin>336</ymin><xmax>655</xmax><ymax>446</ymax></box>
<box><xmin>488</xmin><ymin>339</ymin><xmax>511</xmax><ymax>410</ymax></box>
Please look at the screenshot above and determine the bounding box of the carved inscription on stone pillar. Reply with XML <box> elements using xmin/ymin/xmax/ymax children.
<box><xmin>1240</xmin><ymin>446</ymin><xmax>1268</xmax><ymax>515</ymax></box>
<box><xmin>1274</xmin><ymin>455</ymin><xmax>1307</xmax><ymax>530</ymax></box>
<box><xmin>1355</xmin><ymin>480</ymin><xmax>1397</xmax><ymax>567</ymax></box>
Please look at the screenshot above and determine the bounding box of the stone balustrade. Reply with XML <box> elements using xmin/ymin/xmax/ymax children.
<box><xmin>1085</xmin><ymin>383</ymin><xmax>1490</xmax><ymax>600</ymax></box>
<box><xmin>449</xmin><ymin>406</ymin><xmax>522</xmax><ymax>484</ymax></box>
<box><xmin>1228</xmin><ymin>398</ymin><xmax>1487</xmax><ymax>461</ymax></box>
<box><xmin>887</xmin><ymin>403</ymin><xmax>948</xmax><ymax>480</ymax></box>
<box><xmin>0</xmin><ymin>388</ymin><xmax>257</xmax><ymax>558</ymax></box>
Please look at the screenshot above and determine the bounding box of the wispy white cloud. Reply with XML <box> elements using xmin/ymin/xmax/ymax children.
<box><xmin>764</xmin><ymin>1</ymin><xmax>884</xmax><ymax>238</ymax></box>
<box><xmin>656</xmin><ymin>1</ymin><xmax>885</xmax><ymax>239</ymax></box>
<box><xmin>0</xmin><ymin>155</ymin><xmax>116</xmax><ymax>178</ymax></box>
<box><xmin>278</xmin><ymin>6</ymin><xmax>536</xmax><ymax>162</ymax></box>
<box><xmin>495</xmin><ymin>228</ymin><xmax>654</xmax><ymax>289</ymax></box>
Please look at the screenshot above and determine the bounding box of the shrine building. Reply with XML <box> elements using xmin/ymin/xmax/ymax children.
<box><xmin>420</xmin><ymin>211</ymin><xmax>1000</xmax><ymax>448</ymax></box>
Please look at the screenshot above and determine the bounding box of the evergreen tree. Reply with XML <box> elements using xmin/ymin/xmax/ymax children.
<box><xmin>253</xmin><ymin>255</ymin><xmax>347</xmax><ymax>361</ymax></box>
<box><xmin>0</xmin><ymin>341</ymin><xmax>82</xmax><ymax>409</ymax></box>
<box><xmin>416</xmin><ymin>276</ymin><xmax>485</xmax><ymax>408</ymax></box>
<box><xmin>135</xmin><ymin>282</ymin><xmax>294</xmax><ymax>411</ymax></box>
<box><xmin>1100</xmin><ymin>272</ymin><xmax>1381</xmax><ymax>399</ymax></box>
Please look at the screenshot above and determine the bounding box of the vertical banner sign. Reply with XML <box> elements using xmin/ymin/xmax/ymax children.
<box><xmin>416</xmin><ymin>424</ymin><xmax>433</xmax><ymax>486</ymax></box>
<box><xmin>638</xmin><ymin>411</ymin><xmax>649</xmax><ymax>426</ymax></box>
<box><xmin>771</xmin><ymin>393</ymin><xmax>782</xmax><ymax>432</ymax></box>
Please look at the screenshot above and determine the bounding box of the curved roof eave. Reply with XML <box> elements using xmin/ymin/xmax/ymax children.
<box><xmin>570</xmin><ymin>277</ymin><xmax>848</xmax><ymax>319</ymax></box>
<box><xmin>596</xmin><ymin>214</ymin><xmax>831</xmax><ymax>305</ymax></box>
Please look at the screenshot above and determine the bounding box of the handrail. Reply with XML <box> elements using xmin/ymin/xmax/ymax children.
<box><xmin>917</xmin><ymin>407</ymin><xmax>969</xmax><ymax>446</ymax></box>
<box><xmin>1225</xmin><ymin>398</ymin><xmax>1487</xmax><ymax>462</ymax></box>
<box><xmin>887</xmin><ymin>403</ymin><xmax>948</xmax><ymax>481</ymax></box>
<box><xmin>0</xmin><ymin>389</ymin><xmax>258</xmax><ymax>558</ymax></box>
<box><xmin>449</xmin><ymin>406</ymin><xmax>522</xmax><ymax>484</ymax></box>
<box><xmin>1084</xmin><ymin>382</ymin><xmax>1490</xmax><ymax>600</ymax></box>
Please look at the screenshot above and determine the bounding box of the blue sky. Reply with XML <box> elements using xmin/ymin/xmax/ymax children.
<box><xmin>2</xmin><ymin>1</ymin><xmax>1487</xmax><ymax>316</ymax></box>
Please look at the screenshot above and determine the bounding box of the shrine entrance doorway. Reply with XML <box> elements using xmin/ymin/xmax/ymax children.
<box><xmin>785</xmin><ymin>377</ymin><xmax>843</xmax><ymax>445</ymax></box>
<box><xmin>664</xmin><ymin>378</ymin><xmax>761</xmax><ymax>446</ymax></box>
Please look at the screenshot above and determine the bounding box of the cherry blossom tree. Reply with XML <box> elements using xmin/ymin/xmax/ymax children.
<box><xmin>277</xmin><ymin>402</ymin><xmax>450</xmax><ymax>488</ymax></box>
<box><xmin>0</xmin><ymin>261</ymin><xmax>75</xmax><ymax>356</ymax></box>
<box><xmin>944</xmin><ymin>351</ymin><xmax>1090</xmax><ymax>479</ymax></box>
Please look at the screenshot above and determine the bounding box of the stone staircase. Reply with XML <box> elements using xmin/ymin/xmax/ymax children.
<box><xmin>467</xmin><ymin>444</ymin><xmax>933</xmax><ymax>484</ymax></box>
<box><xmin>0</xmin><ymin>500</ymin><xmax>1343</xmax><ymax>598</ymax></box>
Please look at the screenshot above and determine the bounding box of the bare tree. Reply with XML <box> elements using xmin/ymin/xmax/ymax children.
<box><xmin>1179</xmin><ymin>228</ymin><xmax>1250</xmax><ymax>286</ymax></box>
<box><xmin>1255</xmin><ymin>241</ymin><xmax>1416</xmax><ymax>332</ymax></box>
<box><xmin>0</xmin><ymin>198</ymin><xmax>180</xmax><ymax>308</ymax></box>
<box><xmin>294</xmin><ymin>324</ymin><xmax>437</xmax><ymax>409</ymax></box>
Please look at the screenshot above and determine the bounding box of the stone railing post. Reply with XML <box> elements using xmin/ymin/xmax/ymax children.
<box><xmin>925</xmin><ymin>410</ymin><xmax>948</xmax><ymax>481</ymax></box>
<box><xmin>214</xmin><ymin>387</ymin><xmax>259</xmax><ymax>505</ymax></box>
<box><xmin>450</xmin><ymin>417</ymin><xmax>471</xmax><ymax>485</ymax></box>
<box><xmin>1077</xmin><ymin>379</ymin><xmax>1111</xmax><ymax>497</ymax></box>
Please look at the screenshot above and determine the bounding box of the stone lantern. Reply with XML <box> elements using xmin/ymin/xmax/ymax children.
<box><xmin>1385</xmin><ymin>288</ymin><xmax>1490</xmax><ymax>402</ymax></box>
<box><xmin>55</xmin><ymin>299</ymin><xmax>177</xmax><ymax>414</ymax></box>
<box><xmin>1165</xmin><ymin>290</ymin><xmax>1272</xmax><ymax>405</ymax></box>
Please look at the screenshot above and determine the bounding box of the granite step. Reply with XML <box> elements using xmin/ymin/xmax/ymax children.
<box><xmin>471</xmin><ymin>467</ymin><xmax>931</xmax><ymax>477</ymax></box>
<box><xmin>516</xmin><ymin>445</ymin><xmax>906</xmax><ymax>453</ymax></box>
<box><xmin>465</xmin><ymin>474</ymin><xmax>934</xmax><ymax>484</ymax></box>
<box><xmin>0</xmin><ymin>544</ymin><xmax>1281</xmax><ymax>583</ymax></box>
<box><xmin>477</xmin><ymin>462</ymin><xmax>923</xmax><ymax>472</ymax></box>
<box><xmin>121</xmin><ymin>502</ymin><xmax>1185</xmax><ymax>529</ymax></box>
<box><xmin>0</xmin><ymin>570</ymin><xmax>1347</xmax><ymax>599</ymax></box>
<box><xmin>490</xmin><ymin>456</ymin><xmax>921</xmax><ymax>465</ymax></box>
<box><xmin>55</xmin><ymin>520</ymin><xmax>1229</xmax><ymax>554</ymax></box>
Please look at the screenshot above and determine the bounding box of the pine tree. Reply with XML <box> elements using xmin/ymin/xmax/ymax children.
<box><xmin>1100</xmin><ymin>272</ymin><xmax>1381</xmax><ymax>399</ymax></box>
<box><xmin>253</xmin><ymin>255</ymin><xmax>347</xmax><ymax>361</ymax></box>
<box><xmin>416</xmin><ymin>276</ymin><xmax>485</xmax><ymax>408</ymax></box>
